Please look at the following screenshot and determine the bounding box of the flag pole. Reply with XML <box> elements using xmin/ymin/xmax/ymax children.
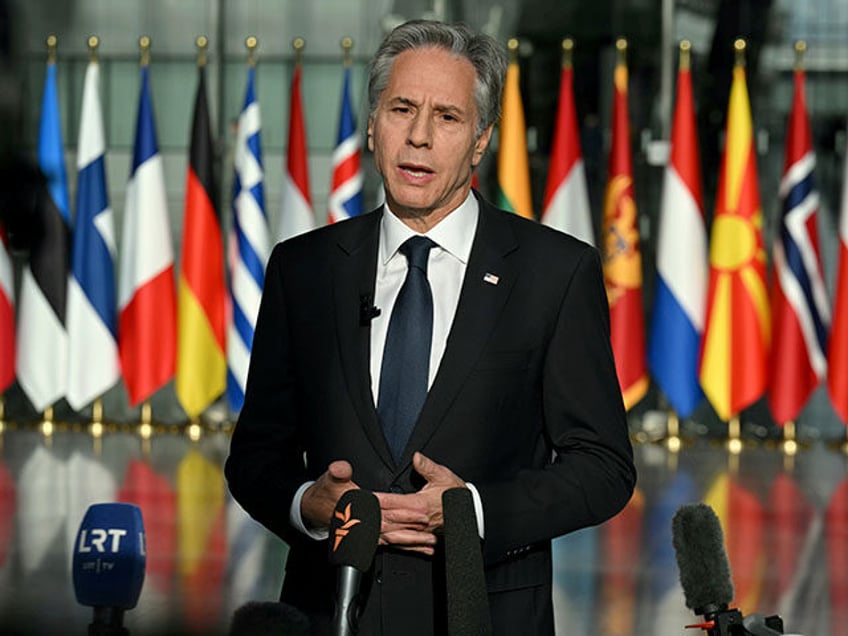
<box><xmin>139</xmin><ymin>35</ymin><xmax>150</xmax><ymax>68</ymax></box>
<box><xmin>0</xmin><ymin>396</ymin><xmax>5</xmax><ymax>453</ymax></box>
<box><xmin>91</xmin><ymin>398</ymin><xmax>104</xmax><ymax>457</ymax></box>
<box><xmin>196</xmin><ymin>34</ymin><xmax>208</xmax><ymax>67</ymax></box>
<box><xmin>139</xmin><ymin>400</ymin><xmax>152</xmax><ymax>458</ymax></box>
<box><xmin>87</xmin><ymin>34</ymin><xmax>98</xmax><ymax>62</ymax></box>
<box><xmin>616</xmin><ymin>36</ymin><xmax>627</xmax><ymax>68</ymax></box>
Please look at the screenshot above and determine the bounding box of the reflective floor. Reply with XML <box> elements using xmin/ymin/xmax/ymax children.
<box><xmin>0</xmin><ymin>425</ymin><xmax>845</xmax><ymax>636</ymax></box>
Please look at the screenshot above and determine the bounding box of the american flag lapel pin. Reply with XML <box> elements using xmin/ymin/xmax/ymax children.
<box><xmin>483</xmin><ymin>272</ymin><xmax>499</xmax><ymax>286</ymax></box>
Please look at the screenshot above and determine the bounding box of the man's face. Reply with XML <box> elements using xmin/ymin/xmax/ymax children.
<box><xmin>368</xmin><ymin>46</ymin><xmax>492</xmax><ymax>226</ymax></box>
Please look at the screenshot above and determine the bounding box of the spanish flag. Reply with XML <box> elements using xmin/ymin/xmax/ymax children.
<box><xmin>601</xmin><ymin>39</ymin><xmax>647</xmax><ymax>410</ymax></box>
<box><xmin>699</xmin><ymin>41</ymin><xmax>770</xmax><ymax>422</ymax></box>
<box><xmin>496</xmin><ymin>39</ymin><xmax>533</xmax><ymax>219</ymax></box>
<box><xmin>176</xmin><ymin>50</ymin><xmax>227</xmax><ymax>418</ymax></box>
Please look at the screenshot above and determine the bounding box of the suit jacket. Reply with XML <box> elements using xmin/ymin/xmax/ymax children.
<box><xmin>225</xmin><ymin>194</ymin><xmax>636</xmax><ymax>635</ymax></box>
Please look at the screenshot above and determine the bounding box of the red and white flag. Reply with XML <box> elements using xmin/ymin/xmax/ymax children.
<box><xmin>828</xmin><ymin>148</ymin><xmax>848</xmax><ymax>423</ymax></box>
<box><xmin>0</xmin><ymin>226</ymin><xmax>13</xmax><ymax>394</ymax></box>
<box><xmin>541</xmin><ymin>41</ymin><xmax>593</xmax><ymax>245</ymax></box>
<box><xmin>277</xmin><ymin>63</ymin><xmax>315</xmax><ymax>242</ymax></box>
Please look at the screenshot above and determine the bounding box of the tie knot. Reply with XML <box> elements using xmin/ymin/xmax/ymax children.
<box><xmin>399</xmin><ymin>236</ymin><xmax>435</xmax><ymax>272</ymax></box>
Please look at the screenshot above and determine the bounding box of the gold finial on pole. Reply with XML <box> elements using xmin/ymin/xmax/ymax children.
<box><xmin>727</xmin><ymin>415</ymin><xmax>743</xmax><ymax>455</ymax></box>
<box><xmin>615</xmin><ymin>37</ymin><xmax>627</xmax><ymax>66</ymax></box>
<box><xmin>341</xmin><ymin>37</ymin><xmax>353</xmax><ymax>68</ymax></box>
<box><xmin>562</xmin><ymin>38</ymin><xmax>574</xmax><ymax>70</ymax></box>
<box><xmin>41</xmin><ymin>406</ymin><xmax>55</xmax><ymax>448</ymax></box>
<box><xmin>794</xmin><ymin>40</ymin><xmax>807</xmax><ymax>72</ymax></box>
<box><xmin>139</xmin><ymin>36</ymin><xmax>151</xmax><ymax>67</ymax></box>
<box><xmin>507</xmin><ymin>37</ymin><xmax>520</xmax><ymax>64</ymax></box>
<box><xmin>246</xmin><ymin>36</ymin><xmax>258</xmax><ymax>67</ymax></box>
<box><xmin>293</xmin><ymin>37</ymin><xmax>305</xmax><ymax>66</ymax></box>
<box><xmin>196</xmin><ymin>35</ymin><xmax>208</xmax><ymax>67</ymax></box>
<box><xmin>46</xmin><ymin>34</ymin><xmax>58</xmax><ymax>64</ymax></box>
<box><xmin>679</xmin><ymin>39</ymin><xmax>691</xmax><ymax>72</ymax></box>
<box><xmin>87</xmin><ymin>35</ymin><xmax>99</xmax><ymax>63</ymax></box>
<box><xmin>734</xmin><ymin>38</ymin><xmax>746</xmax><ymax>68</ymax></box>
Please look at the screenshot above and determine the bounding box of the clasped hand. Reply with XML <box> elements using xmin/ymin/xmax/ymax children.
<box><xmin>300</xmin><ymin>451</ymin><xmax>465</xmax><ymax>556</ymax></box>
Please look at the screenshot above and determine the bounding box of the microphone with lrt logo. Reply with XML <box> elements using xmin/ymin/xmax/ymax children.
<box><xmin>72</xmin><ymin>503</ymin><xmax>146</xmax><ymax>636</ymax></box>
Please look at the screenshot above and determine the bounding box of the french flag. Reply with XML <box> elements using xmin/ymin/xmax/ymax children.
<box><xmin>769</xmin><ymin>64</ymin><xmax>829</xmax><ymax>424</ymax></box>
<box><xmin>328</xmin><ymin>65</ymin><xmax>363</xmax><ymax>223</ymax></box>
<box><xmin>647</xmin><ymin>45</ymin><xmax>707</xmax><ymax>419</ymax></box>
<box><xmin>118</xmin><ymin>64</ymin><xmax>177</xmax><ymax>406</ymax></box>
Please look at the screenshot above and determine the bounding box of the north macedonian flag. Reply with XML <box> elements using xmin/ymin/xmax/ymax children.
<box><xmin>699</xmin><ymin>54</ymin><xmax>770</xmax><ymax>422</ymax></box>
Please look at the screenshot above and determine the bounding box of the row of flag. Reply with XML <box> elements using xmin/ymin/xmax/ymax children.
<box><xmin>0</xmin><ymin>36</ymin><xmax>364</xmax><ymax>419</ymax></box>
<box><xmin>2</xmin><ymin>36</ymin><xmax>848</xmax><ymax>429</ymax></box>
<box><xmin>528</xmin><ymin>37</ymin><xmax>847</xmax><ymax>428</ymax></box>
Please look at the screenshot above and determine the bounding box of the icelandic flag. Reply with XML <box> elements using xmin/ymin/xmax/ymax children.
<box><xmin>328</xmin><ymin>66</ymin><xmax>363</xmax><ymax>223</ymax></box>
<box><xmin>67</xmin><ymin>58</ymin><xmax>119</xmax><ymax>410</ymax></box>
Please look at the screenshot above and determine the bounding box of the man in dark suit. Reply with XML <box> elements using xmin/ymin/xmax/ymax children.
<box><xmin>225</xmin><ymin>19</ymin><xmax>636</xmax><ymax>635</ymax></box>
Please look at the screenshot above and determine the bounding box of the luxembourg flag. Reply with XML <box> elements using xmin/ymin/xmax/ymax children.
<box><xmin>118</xmin><ymin>64</ymin><xmax>177</xmax><ymax>406</ymax></box>
<box><xmin>328</xmin><ymin>65</ymin><xmax>363</xmax><ymax>223</ymax></box>
<box><xmin>0</xmin><ymin>226</ymin><xmax>13</xmax><ymax>395</ymax></box>
<box><xmin>277</xmin><ymin>61</ymin><xmax>315</xmax><ymax>241</ymax></box>
<box><xmin>647</xmin><ymin>43</ymin><xmax>707</xmax><ymax>418</ymax></box>
<box><xmin>769</xmin><ymin>62</ymin><xmax>829</xmax><ymax>424</ymax></box>
<box><xmin>541</xmin><ymin>39</ymin><xmax>593</xmax><ymax>245</ymax></box>
<box><xmin>67</xmin><ymin>57</ymin><xmax>120</xmax><ymax>410</ymax></box>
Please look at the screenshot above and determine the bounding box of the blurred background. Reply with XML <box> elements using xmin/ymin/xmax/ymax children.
<box><xmin>1</xmin><ymin>0</ymin><xmax>847</xmax><ymax>634</ymax></box>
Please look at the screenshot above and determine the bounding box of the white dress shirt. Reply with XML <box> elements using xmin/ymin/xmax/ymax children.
<box><xmin>291</xmin><ymin>191</ymin><xmax>485</xmax><ymax>539</ymax></box>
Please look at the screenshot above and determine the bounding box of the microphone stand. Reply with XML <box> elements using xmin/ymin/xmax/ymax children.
<box><xmin>88</xmin><ymin>607</ymin><xmax>130</xmax><ymax>636</ymax></box>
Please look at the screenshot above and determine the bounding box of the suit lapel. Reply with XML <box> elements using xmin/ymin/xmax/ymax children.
<box><xmin>332</xmin><ymin>211</ymin><xmax>396</xmax><ymax>467</ymax></box>
<box><xmin>399</xmin><ymin>201</ymin><xmax>519</xmax><ymax>467</ymax></box>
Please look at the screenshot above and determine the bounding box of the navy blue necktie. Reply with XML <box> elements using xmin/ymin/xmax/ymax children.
<box><xmin>377</xmin><ymin>236</ymin><xmax>436</xmax><ymax>463</ymax></box>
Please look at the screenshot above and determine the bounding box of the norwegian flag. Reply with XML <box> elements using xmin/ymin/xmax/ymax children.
<box><xmin>768</xmin><ymin>64</ymin><xmax>829</xmax><ymax>424</ymax></box>
<box><xmin>328</xmin><ymin>65</ymin><xmax>363</xmax><ymax>223</ymax></box>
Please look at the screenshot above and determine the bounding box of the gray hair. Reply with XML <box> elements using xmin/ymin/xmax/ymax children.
<box><xmin>367</xmin><ymin>20</ymin><xmax>507</xmax><ymax>138</ymax></box>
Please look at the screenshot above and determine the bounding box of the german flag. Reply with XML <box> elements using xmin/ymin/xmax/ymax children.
<box><xmin>176</xmin><ymin>60</ymin><xmax>226</xmax><ymax>417</ymax></box>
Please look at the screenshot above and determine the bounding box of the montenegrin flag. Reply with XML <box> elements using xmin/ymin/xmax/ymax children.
<box><xmin>496</xmin><ymin>45</ymin><xmax>533</xmax><ymax>220</ymax></box>
<box><xmin>698</xmin><ymin>48</ymin><xmax>770</xmax><ymax>422</ymax></box>
<box><xmin>601</xmin><ymin>41</ymin><xmax>647</xmax><ymax>410</ymax></box>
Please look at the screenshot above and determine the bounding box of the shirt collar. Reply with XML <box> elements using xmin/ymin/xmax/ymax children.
<box><xmin>380</xmin><ymin>192</ymin><xmax>479</xmax><ymax>265</ymax></box>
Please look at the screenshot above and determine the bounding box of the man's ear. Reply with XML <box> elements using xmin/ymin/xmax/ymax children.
<box><xmin>367</xmin><ymin>118</ymin><xmax>375</xmax><ymax>152</ymax></box>
<box><xmin>471</xmin><ymin>124</ymin><xmax>494</xmax><ymax>167</ymax></box>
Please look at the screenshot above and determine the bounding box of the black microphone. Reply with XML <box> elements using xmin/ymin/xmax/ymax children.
<box><xmin>72</xmin><ymin>503</ymin><xmax>146</xmax><ymax>636</ymax></box>
<box><xmin>328</xmin><ymin>489</ymin><xmax>381</xmax><ymax>636</ymax></box>
<box><xmin>442</xmin><ymin>487</ymin><xmax>492</xmax><ymax>636</ymax></box>
<box><xmin>359</xmin><ymin>294</ymin><xmax>381</xmax><ymax>326</ymax></box>
<box><xmin>228</xmin><ymin>601</ymin><xmax>310</xmax><ymax>636</ymax></box>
